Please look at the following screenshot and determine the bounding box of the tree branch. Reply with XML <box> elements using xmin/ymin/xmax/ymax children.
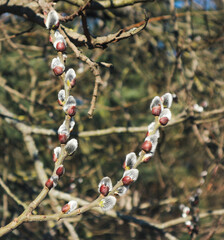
<box><xmin>0</xmin><ymin>177</ymin><xmax>28</xmax><ymax>210</ymax></box>
<box><xmin>59</xmin><ymin>26</ymin><xmax>103</xmax><ymax>118</ymax></box>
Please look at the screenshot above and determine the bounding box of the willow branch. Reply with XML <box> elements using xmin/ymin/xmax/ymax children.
<box><xmin>56</xmin><ymin>0</ymin><xmax>153</xmax><ymax>9</ymax></box>
<box><xmin>192</xmin><ymin>124</ymin><xmax>215</xmax><ymax>160</ymax></box>
<box><xmin>117</xmin><ymin>208</ymin><xmax>224</xmax><ymax>231</ymax></box>
<box><xmin>59</xmin><ymin>26</ymin><xmax>103</xmax><ymax>118</ymax></box>
<box><xmin>0</xmin><ymin>25</ymin><xmax>34</xmax><ymax>42</ymax></box>
<box><xmin>64</xmin><ymin>17</ymin><xmax>148</xmax><ymax>49</ymax></box>
<box><xmin>59</xmin><ymin>0</ymin><xmax>92</xmax><ymax>22</ymax></box>
<box><xmin>0</xmin><ymin>177</ymin><xmax>28</xmax><ymax>210</ymax></box>
<box><xmin>63</xmin><ymin>220</ymin><xmax>80</xmax><ymax>240</ymax></box>
<box><xmin>1</xmin><ymin>100</ymin><xmax>223</xmax><ymax>236</ymax></box>
<box><xmin>0</xmin><ymin>104</ymin><xmax>56</xmax><ymax>136</ymax></box>
<box><xmin>0</xmin><ymin>0</ymin><xmax>45</xmax><ymax>27</ymax></box>
<box><xmin>1</xmin><ymin>105</ymin><xmax>223</xmax><ymax>138</ymax></box>
<box><xmin>80</xmin><ymin>10</ymin><xmax>92</xmax><ymax>47</ymax></box>
<box><xmin>1</xmin><ymin>2</ymin><xmax>223</xmax><ymax>49</ymax></box>
<box><xmin>0</xmin><ymin>103</ymin><xmax>67</xmax><ymax>237</ymax></box>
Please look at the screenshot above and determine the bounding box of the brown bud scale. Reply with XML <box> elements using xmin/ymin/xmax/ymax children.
<box><xmin>141</xmin><ymin>141</ymin><xmax>152</xmax><ymax>153</ymax></box>
<box><xmin>52</xmin><ymin>153</ymin><xmax>57</xmax><ymax>162</ymax></box>
<box><xmin>122</xmin><ymin>176</ymin><xmax>133</xmax><ymax>186</ymax></box>
<box><xmin>67</xmin><ymin>106</ymin><xmax>76</xmax><ymax>116</ymax></box>
<box><xmin>100</xmin><ymin>185</ymin><xmax>109</xmax><ymax>196</ymax></box>
<box><xmin>56</xmin><ymin>166</ymin><xmax>64</xmax><ymax>177</ymax></box>
<box><xmin>145</xmin><ymin>131</ymin><xmax>150</xmax><ymax>138</ymax></box>
<box><xmin>58</xmin><ymin>133</ymin><xmax>68</xmax><ymax>144</ymax></box>
<box><xmin>152</xmin><ymin>106</ymin><xmax>161</xmax><ymax>116</ymax></box>
<box><xmin>53</xmin><ymin>66</ymin><xmax>64</xmax><ymax>76</ymax></box>
<box><xmin>62</xmin><ymin>203</ymin><xmax>70</xmax><ymax>213</ymax></box>
<box><xmin>159</xmin><ymin>117</ymin><xmax>169</xmax><ymax>126</ymax></box>
<box><xmin>56</xmin><ymin>42</ymin><xmax>66</xmax><ymax>52</ymax></box>
<box><xmin>45</xmin><ymin>178</ymin><xmax>53</xmax><ymax>189</ymax></box>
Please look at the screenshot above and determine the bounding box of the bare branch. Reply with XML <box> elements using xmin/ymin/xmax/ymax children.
<box><xmin>55</xmin><ymin>0</ymin><xmax>153</xmax><ymax>9</ymax></box>
<box><xmin>64</xmin><ymin>17</ymin><xmax>148</xmax><ymax>49</ymax></box>
<box><xmin>0</xmin><ymin>177</ymin><xmax>28</xmax><ymax>210</ymax></box>
<box><xmin>59</xmin><ymin>0</ymin><xmax>92</xmax><ymax>22</ymax></box>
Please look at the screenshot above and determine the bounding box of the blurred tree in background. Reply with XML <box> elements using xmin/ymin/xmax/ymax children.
<box><xmin>0</xmin><ymin>0</ymin><xmax>224</xmax><ymax>239</ymax></box>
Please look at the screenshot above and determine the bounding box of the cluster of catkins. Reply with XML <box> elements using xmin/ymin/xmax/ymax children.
<box><xmin>180</xmin><ymin>195</ymin><xmax>200</xmax><ymax>236</ymax></box>
<box><xmin>43</xmin><ymin>9</ymin><xmax>174</xmax><ymax>215</ymax></box>
<box><xmin>44</xmin><ymin>10</ymin><xmax>79</xmax><ymax>214</ymax></box>
<box><xmin>180</xmin><ymin>171</ymin><xmax>207</xmax><ymax>236</ymax></box>
<box><xmin>97</xmin><ymin>93</ymin><xmax>173</xmax><ymax>211</ymax></box>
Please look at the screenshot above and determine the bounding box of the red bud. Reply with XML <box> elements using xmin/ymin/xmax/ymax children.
<box><xmin>141</xmin><ymin>141</ymin><xmax>152</xmax><ymax>153</ymax></box>
<box><xmin>122</xmin><ymin>176</ymin><xmax>133</xmax><ymax>186</ymax></box>
<box><xmin>100</xmin><ymin>185</ymin><xmax>109</xmax><ymax>196</ymax></box>
<box><xmin>53</xmin><ymin>153</ymin><xmax>57</xmax><ymax>162</ymax></box>
<box><xmin>152</xmin><ymin>106</ymin><xmax>161</xmax><ymax>116</ymax></box>
<box><xmin>67</xmin><ymin>106</ymin><xmax>76</xmax><ymax>116</ymax></box>
<box><xmin>45</xmin><ymin>178</ymin><xmax>53</xmax><ymax>189</ymax></box>
<box><xmin>58</xmin><ymin>133</ymin><xmax>68</xmax><ymax>144</ymax></box>
<box><xmin>62</xmin><ymin>203</ymin><xmax>70</xmax><ymax>213</ymax></box>
<box><xmin>56</xmin><ymin>166</ymin><xmax>64</xmax><ymax>177</ymax></box>
<box><xmin>159</xmin><ymin>117</ymin><xmax>169</xmax><ymax>126</ymax></box>
<box><xmin>53</xmin><ymin>66</ymin><xmax>64</xmax><ymax>76</ymax></box>
<box><xmin>56</xmin><ymin>42</ymin><xmax>66</xmax><ymax>52</ymax></box>
<box><xmin>49</xmin><ymin>35</ymin><xmax>53</xmax><ymax>43</ymax></box>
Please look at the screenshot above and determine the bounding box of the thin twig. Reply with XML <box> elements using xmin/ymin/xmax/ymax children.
<box><xmin>0</xmin><ymin>177</ymin><xmax>28</xmax><ymax>210</ymax></box>
<box><xmin>192</xmin><ymin>124</ymin><xmax>215</xmax><ymax>160</ymax></box>
<box><xmin>80</xmin><ymin>10</ymin><xmax>92</xmax><ymax>47</ymax></box>
<box><xmin>59</xmin><ymin>0</ymin><xmax>92</xmax><ymax>22</ymax></box>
